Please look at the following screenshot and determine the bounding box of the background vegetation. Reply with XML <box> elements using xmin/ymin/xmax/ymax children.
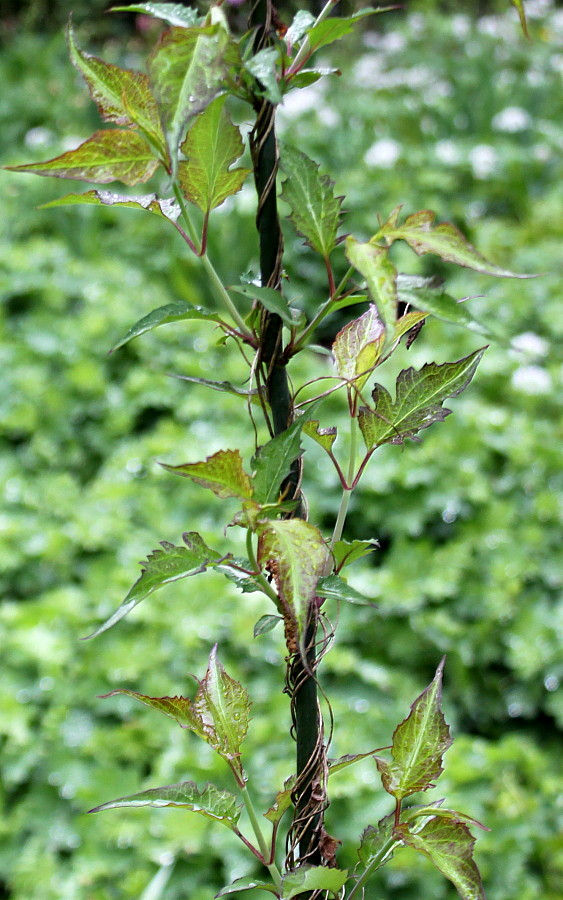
<box><xmin>1</xmin><ymin>1</ymin><xmax>561</xmax><ymax>898</ymax></box>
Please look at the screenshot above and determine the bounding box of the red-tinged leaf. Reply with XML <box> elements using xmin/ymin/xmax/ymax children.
<box><xmin>281</xmin><ymin>865</ymin><xmax>348</xmax><ymax>899</ymax></box>
<box><xmin>374</xmin><ymin>658</ymin><xmax>452</xmax><ymax>801</ymax></box>
<box><xmin>7</xmin><ymin>130</ymin><xmax>159</xmax><ymax>185</ymax></box>
<box><xmin>263</xmin><ymin>775</ymin><xmax>295</xmax><ymax>824</ymax></box>
<box><xmin>161</xmin><ymin>449</ymin><xmax>253</xmax><ymax>500</ymax></box>
<box><xmin>333</xmin><ymin>304</ymin><xmax>386</xmax><ymax>395</ymax></box>
<box><xmin>357</xmin><ymin>812</ymin><xmax>397</xmax><ymax>867</ymax></box>
<box><xmin>84</xmin><ymin>532</ymin><xmax>222</xmax><ymax>639</ymax></box>
<box><xmin>111</xmin><ymin>3</ymin><xmax>202</xmax><ymax>28</ymax></box>
<box><xmin>39</xmin><ymin>189</ymin><xmax>180</xmax><ymax>221</ymax></box>
<box><xmin>345</xmin><ymin>238</ymin><xmax>398</xmax><ymax>337</ymax></box>
<box><xmin>100</xmin><ymin>689</ymin><xmax>201</xmax><ymax>731</ymax></box>
<box><xmin>378</xmin><ymin>209</ymin><xmax>531</xmax><ymax>278</ymax></box>
<box><xmin>303</xmin><ymin>419</ymin><xmax>337</xmax><ymax>452</ymax></box>
<box><xmin>67</xmin><ymin>25</ymin><xmax>165</xmax><ymax>152</ymax></box>
<box><xmin>280</xmin><ymin>143</ymin><xmax>344</xmax><ymax>258</ymax></box>
<box><xmin>405</xmin><ymin>806</ymin><xmax>489</xmax><ymax>832</ymax></box>
<box><xmin>88</xmin><ymin>780</ymin><xmax>242</xmax><ymax>830</ymax></box>
<box><xmin>398</xmin><ymin>817</ymin><xmax>485</xmax><ymax>900</ymax></box>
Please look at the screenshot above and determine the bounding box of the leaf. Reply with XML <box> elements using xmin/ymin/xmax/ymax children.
<box><xmin>281</xmin><ymin>865</ymin><xmax>348</xmax><ymax>899</ymax></box>
<box><xmin>398</xmin><ymin>817</ymin><xmax>485</xmax><ymax>900</ymax></box>
<box><xmin>397</xmin><ymin>283</ymin><xmax>498</xmax><ymax>341</ymax></box>
<box><xmin>67</xmin><ymin>25</ymin><xmax>165</xmax><ymax>151</ymax></box>
<box><xmin>405</xmin><ymin>807</ymin><xmax>489</xmax><ymax>832</ymax></box>
<box><xmin>179</xmin><ymin>97</ymin><xmax>250</xmax><ymax>213</ymax></box>
<box><xmin>251</xmin><ymin>403</ymin><xmax>321</xmax><ymax>505</ymax></box>
<box><xmin>394</xmin><ymin>310</ymin><xmax>428</xmax><ymax>341</ymax></box>
<box><xmin>280</xmin><ymin>144</ymin><xmax>344</xmax><ymax>258</ymax></box>
<box><xmin>257</xmin><ymin>519</ymin><xmax>328</xmax><ymax>651</ymax></box>
<box><xmin>88</xmin><ymin>780</ymin><xmax>242</xmax><ymax>829</ymax></box>
<box><xmin>332</xmin><ymin>304</ymin><xmax>386</xmax><ymax>394</ymax></box>
<box><xmin>84</xmin><ymin>532</ymin><xmax>222</xmax><ymax>639</ymax></box>
<box><xmin>6</xmin><ymin>130</ymin><xmax>158</xmax><ymax>185</ymax></box>
<box><xmin>374</xmin><ymin>658</ymin><xmax>452</xmax><ymax>801</ymax></box>
<box><xmin>511</xmin><ymin>0</ymin><xmax>530</xmax><ymax>39</ymax></box>
<box><xmin>245</xmin><ymin>47</ymin><xmax>282</xmax><ymax>105</ymax></box>
<box><xmin>168</xmin><ymin>374</ymin><xmax>264</xmax><ymax>406</ymax></box>
<box><xmin>357</xmin><ymin>812</ymin><xmax>396</xmax><ymax>867</ymax></box>
<box><xmin>285</xmin><ymin>10</ymin><xmax>316</xmax><ymax>46</ymax></box>
<box><xmin>253</xmin><ymin>614</ymin><xmax>282</xmax><ymax>638</ymax></box>
<box><xmin>378</xmin><ymin>209</ymin><xmax>531</xmax><ymax>277</ymax></box>
<box><xmin>216</xmin><ymin>878</ymin><xmax>278</xmax><ymax>897</ymax></box>
<box><xmin>161</xmin><ymin>449</ymin><xmax>254</xmax><ymax>500</ymax></box>
<box><xmin>216</xmin><ymin>558</ymin><xmax>261</xmax><ymax>594</ymax></box>
<box><xmin>345</xmin><ymin>238</ymin><xmax>398</xmax><ymax>338</ymax></box>
<box><xmin>111</xmin><ymin>3</ymin><xmax>202</xmax><ymax>27</ymax></box>
<box><xmin>288</xmin><ymin>67</ymin><xmax>340</xmax><ymax>89</ymax></box>
<box><xmin>303</xmin><ymin>419</ymin><xmax>337</xmax><ymax>452</ymax></box>
<box><xmin>110</xmin><ymin>301</ymin><xmax>221</xmax><ymax>352</ymax></box>
<box><xmin>148</xmin><ymin>24</ymin><xmax>230</xmax><ymax>177</ymax></box>
<box><xmin>39</xmin><ymin>189</ymin><xmax>180</xmax><ymax>221</ymax></box>
<box><xmin>263</xmin><ymin>775</ymin><xmax>295</xmax><ymax>824</ymax></box>
<box><xmin>328</xmin><ymin>749</ymin><xmax>389</xmax><ymax>776</ymax></box>
<box><xmin>305</xmin><ymin>8</ymin><xmax>389</xmax><ymax>54</ymax></box>
<box><xmin>358</xmin><ymin>347</ymin><xmax>486</xmax><ymax>450</ymax></box>
<box><xmin>316</xmin><ymin>574</ymin><xmax>376</xmax><ymax>607</ymax></box>
<box><xmin>229</xmin><ymin>284</ymin><xmax>300</xmax><ymax>328</ymax></box>
<box><xmin>332</xmin><ymin>539</ymin><xmax>378</xmax><ymax>571</ymax></box>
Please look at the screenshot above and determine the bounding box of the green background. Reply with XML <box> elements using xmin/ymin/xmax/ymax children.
<box><xmin>0</xmin><ymin>2</ymin><xmax>561</xmax><ymax>898</ymax></box>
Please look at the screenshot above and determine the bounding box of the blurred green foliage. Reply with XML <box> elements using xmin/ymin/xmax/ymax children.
<box><xmin>1</xmin><ymin>2</ymin><xmax>561</xmax><ymax>899</ymax></box>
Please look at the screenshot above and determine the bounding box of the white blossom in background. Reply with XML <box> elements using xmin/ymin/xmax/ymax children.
<box><xmin>492</xmin><ymin>106</ymin><xmax>532</xmax><ymax>132</ymax></box>
<box><xmin>469</xmin><ymin>144</ymin><xmax>498</xmax><ymax>179</ymax></box>
<box><xmin>524</xmin><ymin>0</ymin><xmax>554</xmax><ymax>18</ymax></box>
<box><xmin>278</xmin><ymin>81</ymin><xmax>324</xmax><ymax>122</ymax></box>
<box><xmin>24</xmin><ymin>126</ymin><xmax>54</xmax><ymax>148</ymax></box>
<box><xmin>533</xmin><ymin>143</ymin><xmax>552</xmax><ymax>162</ymax></box>
<box><xmin>511</xmin><ymin>365</ymin><xmax>552</xmax><ymax>394</ymax></box>
<box><xmin>353</xmin><ymin>53</ymin><xmax>383</xmax><ymax>87</ymax></box>
<box><xmin>452</xmin><ymin>14</ymin><xmax>471</xmax><ymax>38</ymax></box>
<box><xmin>435</xmin><ymin>139</ymin><xmax>462</xmax><ymax>165</ymax></box>
<box><xmin>317</xmin><ymin>106</ymin><xmax>340</xmax><ymax>128</ymax></box>
<box><xmin>511</xmin><ymin>332</ymin><xmax>550</xmax><ymax>358</ymax></box>
<box><xmin>364</xmin><ymin>138</ymin><xmax>401</xmax><ymax>168</ymax></box>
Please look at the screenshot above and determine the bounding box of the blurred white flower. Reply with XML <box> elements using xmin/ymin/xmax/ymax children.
<box><xmin>451</xmin><ymin>14</ymin><xmax>470</xmax><ymax>38</ymax></box>
<box><xmin>24</xmin><ymin>126</ymin><xmax>54</xmax><ymax>148</ymax></box>
<box><xmin>469</xmin><ymin>144</ymin><xmax>498</xmax><ymax>179</ymax></box>
<box><xmin>511</xmin><ymin>365</ymin><xmax>552</xmax><ymax>394</ymax></box>
<box><xmin>435</xmin><ymin>139</ymin><xmax>461</xmax><ymax>165</ymax></box>
<box><xmin>279</xmin><ymin>82</ymin><xmax>324</xmax><ymax>119</ymax></box>
<box><xmin>511</xmin><ymin>332</ymin><xmax>549</xmax><ymax>358</ymax></box>
<box><xmin>533</xmin><ymin>143</ymin><xmax>552</xmax><ymax>162</ymax></box>
<box><xmin>364</xmin><ymin>138</ymin><xmax>401</xmax><ymax>168</ymax></box>
<box><xmin>317</xmin><ymin>106</ymin><xmax>340</xmax><ymax>128</ymax></box>
<box><xmin>492</xmin><ymin>106</ymin><xmax>532</xmax><ymax>132</ymax></box>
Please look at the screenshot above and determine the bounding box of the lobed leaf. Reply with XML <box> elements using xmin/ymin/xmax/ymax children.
<box><xmin>161</xmin><ymin>448</ymin><xmax>254</xmax><ymax>500</ymax></box>
<box><xmin>333</xmin><ymin>304</ymin><xmax>386</xmax><ymax>394</ymax></box>
<box><xmin>89</xmin><ymin>780</ymin><xmax>242</xmax><ymax>829</ymax></box>
<box><xmin>245</xmin><ymin>47</ymin><xmax>282</xmax><ymax>105</ymax></box>
<box><xmin>6</xmin><ymin>130</ymin><xmax>159</xmax><ymax>185</ymax></box>
<box><xmin>405</xmin><ymin>806</ymin><xmax>489</xmax><ymax>832</ymax></box>
<box><xmin>111</xmin><ymin>3</ymin><xmax>202</xmax><ymax>27</ymax></box>
<box><xmin>84</xmin><ymin>532</ymin><xmax>222</xmax><ymax>638</ymax></box>
<box><xmin>316</xmin><ymin>574</ymin><xmax>376</xmax><ymax>606</ymax></box>
<box><xmin>345</xmin><ymin>237</ymin><xmax>398</xmax><ymax>338</ymax></box>
<box><xmin>358</xmin><ymin>347</ymin><xmax>486</xmax><ymax>450</ymax></box>
<box><xmin>357</xmin><ymin>812</ymin><xmax>396</xmax><ymax>867</ymax></box>
<box><xmin>281</xmin><ymin>865</ymin><xmax>348</xmax><ymax>899</ymax></box>
<box><xmin>280</xmin><ymin>144</ymin><xmax>344</xmax><ymax>258</ymax></box>
<box><xmin>216</xmin><ymin>878</ymin><xmax>278</xmax><ymax>897</ymax></box>
<box><xmin>332</xmin><ymin>538</ymin><xmax>378</xmax><ymax>571</ymax></box>
<box><xmin>398</xmin><ymin>817</ymin><xmax>485</xmax><ymax>900</ymax></box>
<box><xmin>110</xmin><ymin>301</ymin><xmax>220</xmax><ymax>352</ymax></box>
<box><xmin>303</xmin><ymin>419</ymin><xmax>337</xmax><ymax>452</ymax></box>
<box><xmin>179</xmin><ymin>96</ymin><xmax>250</xmax><ymax>213</ymax></box>
<box><xmin>193</xmin><ymin>644</ymin><xmax>251</xmax><ymax>764</ymax></box>
<box><xmin>229</xmin><ymin>284</ymin><xmax>300</xmax><ymax>328</ymax></box>
<box><xmin>374</xmin><ymin>658</ymin><xmax>452</xmax><ymax>801</ymax></box>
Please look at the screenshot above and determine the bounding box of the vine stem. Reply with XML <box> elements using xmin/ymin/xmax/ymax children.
<box><xmin>346</xmin><ymin>836</ymin><xmax>399</xmax><ymax>900</ymax></box>
<box><xmin>240</xmin><ymin>786</ymin><xmax>283</xmax><ymax>889</ymax></box>
<box><xmin>329</xmin><ymin>418</ymin><xmax>358</xmax><ymax>554</ymax></box>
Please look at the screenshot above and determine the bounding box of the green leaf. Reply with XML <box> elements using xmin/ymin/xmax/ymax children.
<box><xmin>394</xmin><ymin>310</ymin><xmax>428</xmax><ymax>341</ymax></box>
<box><xmin>358</xmin><ymin>347</ymin><xmax>486</xmax><ymax>450</ymax></box>
<box><xmin>303</xmin><ymin>419</ymin><xmax>337</xmax><ymax>452</ymax></box>
<box><xmin>67</xmin><ymin>25</ymin><xmax>165</xmax><ymax>152</ymax></box>
<box><xmin>281</xmin><ymin>865</ymin><xmax>348</xmax><ymax>899</ymax></box>
<box><xmin>328</xmin><ymin>749</ymin><xmax>389</xmax><ymax>776</ymax></box>
<box><xmin>345</xmin><ymin>237</ymin><xmax>398</xmax><ymax>338</ymax></box>
<box><xmin>397</xmin><ymin>277</ymin><xmax>499</xmax><ymax>341</ymax></box>
<box><xmin>148</xmin><ymin>24</ymin><xmax>230</xmax><ymax>177</ymax></box>
<box><xmin>332</xmin><ymin>539</ymin><xmax>378</xmax><ymax>572</ymax></box>
<box><xmin>111</xmin><ymin>3</ymin><xmax>202</xmax><ymax>27</ymax></box>
<box><xmin>511</xmin><ymin>0</ymin><xmax>530</xmax><ymax>39</ymax></box>
<box><xmin>263</xmin><ymin>775</ymin><xmax>295</xmax><ymax>824</ymax></box>
<box><xmin>39</xmin><ymin>189</ymin><xmax>180</xmax><ymax>221</ymax></box>
<box><xmin>316</xmin><ymin>574</ymin><xmax>376</xmax><ymax>607</ymax></box>
<box><xmin>280</xmin><ymin>144</ymin><xmax>344</xmax><ymax>258</ymax></box>
<box><xmin>179</xmin><ymin>96</ymin><xmax>250</xmax><ymax>213</ymax></box>
<box><xmin>84</xmin><ymin>532</ymin><xmax>222</xmax><ymax>638</ymax></box>
<box><xmin>374</xmin><ymin>658</ymin><xmax>452</xmax><ymax>801</ymax></box>
<box><xmin>305</xmin><ymin>8</ymin><xmax>389</xmax><ymax>54</ymax></box>
<box><xmin>286</xmin><ymin>10</ymin><xmax>316</xmax><ymax>46</ymax></box>
<box><xmin>245</xmin><ymin>47</ymin><xmax>282</xmax><ymax>105</ymax></box>
<box><xmin>229</xmin><ymin>284</ymin><xmax>301</xmax><ymax>328</ymax></box>
<box><xmin>88</xmin><ymin>780</ymin><xmax>242</xmax><ymax>829</ymax></box>
<box><xmin>215</xmin><ymin>878</ymin><xmax>278</xmax><ymax>897</ymax></box>
<box><xmin>110</xmin><ymin>301</ymin><xmax>221</xmax><ymax>352</ymax></box>
<box><xmin>398</xmin><ymin>817</ymin><xmax>485</xmax><ymax>900</ymax></box>
<box><xmin>7</xmin><ymin>130</ymin><xmax>159</xmax><ymax>185</ymax></box>
<box><xmin>253</xmin><ymin>614</ymin><xmax>282</xmax><ymax>638</ymax></box>
<box><xmin>357</xmin><ymin>812</ymin><xmax>396</xmax><ymax>867</ymax></box>
<box><xmin>257</xmin><ymin>519</ymin><xmax>328</xmax><ymax>653</ymax></box>
<box><xmin>169</xmin><ymin>374</ymin><xmax>265</xmax><ymax>406</ymax></box>
<box><xmin>332</xmin><ymin>304</ymin><xmax>386</xmax><ymax>394</ymax></box>
<box><xmin>251</xmin><ymin>403</ymin><xmax>321</xmax><ymax>505</ymax></box>
<box><xmin>161</xmin><ymin>449</ymin><xmax>254</xmax><ymax>500</ymax></box>
<box><xmin>288</xmin><ymin>66</ymin><xmax>340</xmax><ymax>89</ymax></box>
<box><xmin>378</xmin><ymin>209</ymin><xmax>531</xmax><ymax>277</ymax></box>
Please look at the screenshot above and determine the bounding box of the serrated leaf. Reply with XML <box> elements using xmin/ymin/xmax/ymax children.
<box><xmin>281</xmin><ymin>865</ymin><xmax>348</xmax><ymax>899</ymax></box>
<box><xmin>148</xmin><ymin>24</ymin><xmax>230</xmax><ymax>177</ymax></box>
<box><xmin>405</xmin><ymin>807</ymin><xmax>489</xmax><ymax>832</ymax></box>
<box><xmin>179</xmin><ymin>96</ymin><xmax>250</xmax><ymax>212</ymax></box>
<box><xmin>398</xmin><ymin>818</ymin><xmax>485</xmax><ymax>900</ymax></box>
<box><xmin>253</xmin><ymin>614</ymin><xmax>282</xmax><ymax>638</ymax></box>
<box><xmin>357</xmin><ymin>812</ymin><xmax>396</xmax><ymax>867</ymax></box>
<box><xmin>245</xmin><ymin>47</ymin><xmax>282</xmax><ymax>105</ymax></box>
<box><xmin>303</xmin><ymin>419</ymin><xmax>337</xmax><ymax>452</ymax></box>
<box><xmin>111</xmin><ymin>3</ymin><xmax>202</xmax><ymax>27</ymax></box>
<box><xmin>316</xmin><ymin>574</ymin><xmax>376</xmax><ymax>607</ymax></box>
<box><xmin>257</xmin><ymin>519</ymin><xmax>328</xmax><ymax>649</ymax></box>
<box><xmin>264</xmin><ymin>775</ymin><xmax>295</xmax><ymax>824</ymax></box>
<box><xmin>358</xmin><ymin>348</ymin><xmax>486</xmax><ymax>450</ymax></box>
<box><xmin>280</xmin><ymin>144</ymin><xmax>343</xmax><ymax>258</ymax></box>
<box><xmin>7</xmin><ymin>130</ymin><xmax>159</xmax><ymax>185</ymax></box>
<box><xmin>345</xmin><ymin>238</ymin><xmax>398</xmax><ymax>338</ymax></box>
<box><xmin>110</xmin><ymin>301</ymin><xmax>220</xmax><ymax>352</ymax></box>
<box><xmin>332</xmin><ymin>539</ymin><xmax>378</xmax><ymax>571</ymax></box>
<box><xmin>84</xmin><ymin>532</ymin><xmax>221</xmax><ymax>639</ymax></box>
<box><xmin>305</xmin><ymin>8</ymin><xmax>389</xmax><ymax>54</ymax></box>
<box><xmin>251</xmin><ymin>402</ymin><xmax>321</xmax><ymax>505</ymax></box>
<box><xmin>333</xmin><ymin>304</ymin><xmax>386</xmax><ymax>394</ymax></box>
<box><xmin>374</xmin><ymin>658</ymin><xmax>452</xmax><ymax>801</ymax></box>
<box><xmin>88</xmin><ymin>780</ymin><xmax>242</xmax><ymax>829</ymax></box>
<box><xmin>39</xmin><ymin>189</ymin><xmax>180</xmax><ymax>221</ymax></box>
<box><xmin>229</xmin><ymin>284</ymin><xmax>300</xmax><ymax>328</ymax></box>
<box><xmin>215</xmin><ymin>877</ymin><xmax>278</xmax><ymax>897</ymax></box>
<box><xmin>161</xmin><ymin>449</ymin><xmax>253</xmax><ymax>500</ymax></box>
<box><xmin>378</xmin><ymin>209</ymin><xmax>531</xmax><ymax>277</ymax></box>
<box><xmin>67</xmin><ymin>25</ymin><xmax>165</xmax><ymax>152</ymax></box>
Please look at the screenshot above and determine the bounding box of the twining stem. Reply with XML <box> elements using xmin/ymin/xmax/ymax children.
<box><xmin>346</xmin><ymin>836</ymin><xmax>399</xmax><ymax>900</ymax></box>
<box><xmin>240</xmin><ymin>786</ymin><xmax>283</xmax><ymax>889</ymax></box>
